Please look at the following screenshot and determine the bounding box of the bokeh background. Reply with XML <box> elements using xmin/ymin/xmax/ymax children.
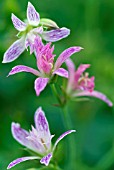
<box><xmin>0</xmin><ymin>0</ymin><xmax>114</xmax><ymax>169</ymax></box>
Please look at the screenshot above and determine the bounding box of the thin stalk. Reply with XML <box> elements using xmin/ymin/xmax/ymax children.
<box><xmin>50</xmin><ymin>83</ymin><xmax>62</xmax><ymax>105</ymax></box>
<box><xmin>50</xmin><ymin>84</ymin><xmax>76</xmax><ymax>170</ymax></box>
<box><xmin>61</xmin><ymin>105</ymin><xmax>76</xmax><ymax>170</ymax></box>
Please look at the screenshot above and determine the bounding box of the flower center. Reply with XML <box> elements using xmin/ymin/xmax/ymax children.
<box><xmin>40</xmin><ymin>138</ymin><xmax>48</xmax><ymax>150</ymax></box>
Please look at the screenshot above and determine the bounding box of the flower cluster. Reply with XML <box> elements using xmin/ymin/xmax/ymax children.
<box><xmin>65</xmin><ymin>58</ymin><xmax>113</xmax><ymax>107</ymax></box>
<box><xmin>7</xmin><ymin>107</ymin><xmax>75</xmax><ymax>169</ymax></box>
<box><xmin>2</xmin><ymin>1</ymin><xmax>113</xmax><ymax>170</ymax></box>
<box><xmin>8</xmin><ymin>36</ymin><xmax>82</xmax><ymax>96</ymax></box>
<box><xmin>2</xmin><ymin>2</ymin><xmax>70</xmax><ymax>63</ymax></box>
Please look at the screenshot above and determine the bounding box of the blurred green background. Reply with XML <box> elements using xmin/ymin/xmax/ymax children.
<box><xmin>0</xmin><ymin>0</ymin><xmax>114</xmax><ymax>169</ymax></box>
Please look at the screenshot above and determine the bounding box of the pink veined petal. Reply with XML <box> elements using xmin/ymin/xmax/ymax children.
<box><xmin>53</xmin><ymin>130</ymin><xmax>76</xmax><ymax>151</ymax></box>
<box><xmin>27</xmin><ymin>2</ymin><xmax>40</xmax><ymax>26</ymax></box>
<box><xmin>40</xmin><ymin>153</ymin><xmax>52</xmax><ymax>166</ymax></box>
<box><xmin>8</xmin><ymin>65</ymin><xmax>40</xmax><ymax>77</ymax></box>
<box><xmin>2</xmin><ymin>37</ymin><xmax>25</xmax><ymax>63</ymax></box>
<box><xmin>65</xmin><ymin>58</ymin><xmax>76</xmax><ymax>92</ymax></box>
<box><xmin>54</xmin><ymin>46</ymin><xmax>83</xmax><ymax>70</ymax></box>
<box><xmin>53</xmin><ymin>68</ymin><xmax>68</xmax><ymax>78</ymax></box>
<box><xmin>11</xmin><ymin>13</ymin><xmax>27</xmax><ymax>31</ymax></box>
<box><xmin>34</xmin><ymin>77</ymin><xmax>49</xmax><ymax>96</ymax></box>
<box><xmin>42</xmin><ymin>27</ymin><xmax>70</xmax><ymax>42</ymax></box>
<box><xmin>34</xmin><ymin>107</ymin><xmax>51</xmax><ymax>138</ymax></box>
<box><xmin>7</xmin><ymin>156</ymin><xmax>40</xmax><ymax>169</ymax></box>
<box><xmin>73</xmin><ymin>90</ymin><xmax>113</xmax><ymax>107</ymax></box>
<box><xmin>75</xmin><ymin>64</ymin><xmax>90</xmax><ymax>82</ymax></box>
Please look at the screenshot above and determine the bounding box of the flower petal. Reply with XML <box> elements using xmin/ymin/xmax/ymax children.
<box><xmin>53</xmin><ymin>68</ymin><xmax>68</xmax><ymax>78</ymax></box>
<box><xmin>7</xmin><ymin>156</ymin><xmax>40</xmax><ymax>169</ymax></box>
<box><xmin>73</xmin><ymin>90</ymin><xmax>113</xmax><ymax>107</ymax></box>
<box><xmin>11</xmin><ymin>122</ymin><xmax>30</xmax><ymax>147</ymax></box>
<box><xmin>8</xmin><ymin>65</ymin><xmax>40</xmax><ymax>77</ymax></box>
<box><xmin>65</xmin><ymin>58</ymin><xmax>75</xmax><ymax>93</ymax></box>
<box><xmin>12</xmin><ymin>122</ymin><xmax>44</xmax><ymax>153</ymax></box>
<box><xmin>75</xmin><ymin>64</ymin><xmax>90</xmax><ymax>82</ymax></box>
<box><xmin>53</xmin><ymin>130</ymin><xmax>76</xmax><ymax>151</ymax></box>
<box><xmin>27</xmin><ymin>2</ymin><xmax>40</xmax><ymax>26</ymax></box>
<box><xmin>2</xmin><ymin>37</ymin><xmax>25</xmax><ymax>63</ymax></box>
<box><xmin>34</xmin><ymin>107</ymin><xmax>51</xmax><ymax>134</ymax></box>
<box><xmin>11</xmin><ymin>13</ymin><xmax>27</xmax><ymax>31</ymax></box>
<box><xmin>40</xmin><ymin>153</ymin><xmax>52</xmax><ymax>166</ymax></box>
<box><xmin>54</xmin><ymin>46</ymin><xmax>83</xmax><ymax>70</ymax></box>
<box><xmin>34</xmin><ymin>77</ymin><xmax>49</xmax><ymax>96</ymax></box>
<box><xmin>34</xmin><ymin>107</ymin><xmax>51</xmax><ymax>151</ymax></box>
<box><xmin>32</xmin><ymin>26</ymin><xmax>43</xmax><ymax>34</ymax></box>
<box><xmin>42</xmin><ymin>27</ymin><xmax>70</xmax><ymax>42</ymax></box>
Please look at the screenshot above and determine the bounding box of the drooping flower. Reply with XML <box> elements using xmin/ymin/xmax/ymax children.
<box><xmin>8</xmin><ymin>36</ymin><xmax>83</xmax><ymax>96</ymax></box>
<box><xmin>2</xmin><ymin>2</ymin><xmax>70</xmax><ymax>63</ymax></box>
<box><xmin>65</xmin><ymin>58</ymin><xmax>113</xmax><ymax>107</ymax></box>
<box><xmin>7</xmin><ymin>107</ymin><xmax>76</xmax><ymax>169</ymax></box>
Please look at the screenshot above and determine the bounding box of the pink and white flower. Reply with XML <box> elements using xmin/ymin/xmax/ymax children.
<box><xmin>65</xmin><ymin>59</ymin><xmax>113</xmax><ymax>107</ymax></box>
<box><xmin>8</xmin><ymin>37</ymin><xmax>83</xmax><ymax>96</ymax></box>
<box><xmin>7</xmin><ymin>107</ymin><xmax>76</xmax><ymax>169</ymax></box>
<box><xmin>3</xmin><ymin>2</ymin><xmax>70</xmax><ymax>63</ymax></box>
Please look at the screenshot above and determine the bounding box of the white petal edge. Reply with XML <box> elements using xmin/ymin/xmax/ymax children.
<box><xmin>34</xmin><ymin>77</ymin><xmax>49</xmax><ymax>96</ymax></box>
<box><xmin>7</xmin><ymin>156</ymin><xmax>40</xmax><ymax>169</ymax></box>
<box><xmin>53</xmin><ymin>130</ymin><xmax>76</xmax><ymax>152</ymax></box>
<box><xmin>73</xmin><ymin>90</ymin><xmax>113</xmax><ymax>107</ymax></box>
<box><xmin>40</xmin><ymin>153</ymin><xmax>52</xmax><ymax>166</ymax></box>
<box><xmin>2</xmin><ymin>37</ymin><xmax>25</xmax><ymax>63</ymax></box>
<box><xmin>27</xmin><ymin>2</ymin><xmax>40</xmax><ymax>26</ymax></box>
<box><xmin>11</xmin><ymin>13</ymin><xmax>27</xmax><ymax>31</ymax></box>
<box><xmin>53</xmin><ymin>68</ymin><xmax>68</xmax><ymax>78</ymax></box>
<box><xmin>54</xmin><ymin>46</ymin><xmax>83</xmax><ymax>70</ymax></box>
<box><xmin>8</xmin><ymin>65</ymin><xmax>40</xmax><ymax>77</ymax></box>
<box><xmin>42</xmin><ymin>27</ymin><xmax>70</xmax><ymax>42</ymax></box>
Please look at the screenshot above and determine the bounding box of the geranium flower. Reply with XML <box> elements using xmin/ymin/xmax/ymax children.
<box><xmin>7</xmin><ymin>107</ymin><xmax>76</xmax><ymax>169</ymax></box>
<box><xmin>65</xmin><ymin>58</ymin><xmax>113</xmax><ymax>106</ymax></box>
<box><xmin>2</xmin><ymin>2</ymin><xmax>70</xmax><ymax>63</ymax></box>
<box><xmin>8</xmin><ymin>36</ymin><xmax>83</xmax><ymax>96</ymax></box>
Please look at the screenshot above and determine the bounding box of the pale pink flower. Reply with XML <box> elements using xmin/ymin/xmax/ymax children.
<box><xmin>8</xmin><ymin>37</ymin><xmax>83</xmax><ymax>96</ymax></box>
<box><xmin>7</xmin><ymin>107</ymin><xmax>76</xmax><ymax>169</ymax></box>
<box><xmin>65</xmin><ymin>58</ymin><xmax>113</xmax><ymax>107</ymax></box>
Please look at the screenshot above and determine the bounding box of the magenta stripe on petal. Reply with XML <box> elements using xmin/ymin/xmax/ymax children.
<box><xmin>42</xmin><ymin>27</ymin><xmax>70</xmax><ymax>42</ymax></box>
<box><xmin>11</xmin><ymin>122</ymin><xmax>30</xmax><ymax>147</ymax></box>
<box><xmin>54</xmin><ymin>46</ymin><xmax>83</xmax><ymax>70</ymax></box>
<box><xmin>11</xmin><ymin>13</ymin><xmax>27</xmax><ymax>31</ymax></box>
<box><xmin>53</xmin><ymin>130</ymin><xmax>76</xmax><ymax>151</ymax></box>
<box><xmin>2</xmin><ymin>38</ymin><xmax>25</xmax><ymax>63</ymax></box>
<box><xmin>8</xmin><ymin>65</ymin><xmax>40</xmax><ymax>77</ymax></box>
<box><xmin>74</xmin><ymin>90</ymin><xmax>113</xmax><ymax>107</ymax></box>
<box><xmin>34</xmin><ymin>77</ymin><xmax>49</xmax><ymax>96</ymax></box>
<box><xmin>53</xmin><ymin>68</ymin><xmax>68</xmax><ymax>78</ymax></box>
<box><xmin>27</xmin><ymin>2</ymin><xmax>40</xmax><ymax>26</ymax></box>
<box><xmin>34</xmin><ymin>107</ymin><xmax>51</xmax><ymax>135</ymax></box>
<box><xmin>7</xmin><ymin>156</ymin><xmax>39</xmax><ymax>169</ymax></box>
<box><xmin>40</xmin><ymin>153</ymin><xmax>52</xmax><ymax>166</ymax></box>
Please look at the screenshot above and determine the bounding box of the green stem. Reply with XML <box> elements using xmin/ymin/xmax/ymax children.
<box><xmin>61</xmin><ymin>106</ymin><xmax>76</xmax><ymax>170</ymax></box>
<box><xmin>50</xmin><ymin>84</ymin><xmax>76</xmax><ymax>170</ymax></box>
<box><xmin>50</xmin><ymin>83</ymin><xmax>62</xmax><ymax>105</ymax></box>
